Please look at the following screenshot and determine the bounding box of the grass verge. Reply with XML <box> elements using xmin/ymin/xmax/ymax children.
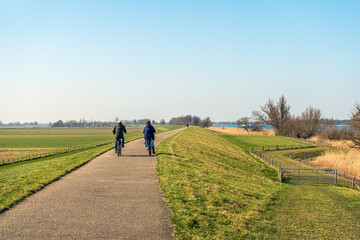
<box><xmin>0</xmin><ymin>144</ymin><xmax>112</xmax><ymax>213</ymax></box>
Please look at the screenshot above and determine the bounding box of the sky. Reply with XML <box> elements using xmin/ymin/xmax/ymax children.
<box><xmin>0</xmin><ymin>0</ymin><xmax>359</xmax><ymax>123</ymax></box>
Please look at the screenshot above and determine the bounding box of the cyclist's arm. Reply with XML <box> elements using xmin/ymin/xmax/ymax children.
<box><xmin>112</xmin><ymin>126</ymin><xmax>116</xmax><ymax>135</ymax></box>
<box><xmin>123</xmin><ymin>126</ymin><xmax>127</xmax><ymax>134</ymax></box>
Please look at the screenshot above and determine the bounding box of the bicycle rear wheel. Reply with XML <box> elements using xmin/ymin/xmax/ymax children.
<box><xmin>147</xmin><ymin>140</ymin><xmax>151</xmax><ymax>156</ymax></box>
<box><xmin>117</xmin><ymin>140</ymin><xmax>121</xmax><ymax>156</ymax></box>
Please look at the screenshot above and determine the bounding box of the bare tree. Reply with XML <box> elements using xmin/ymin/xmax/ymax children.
<box><xmin>236</xmin><ymin>117</ymin><xmax>250</xmax><ymax>131</ymax></box>
<box><xmin>349</xmin><ymin>102</ymin><xmax>360</xmax><ymax>148</ymax></box>
<box><xmin>199</xmin><ymin>117</ymin><xmax>212</xmax><ymax>128</ymax></box>
<box><xmin>299</xmin><ymin>106</ymin><xmax>322</xmax><ymax>138</ymax></box>
<box><xmin>251</xmin><ymin>121</ymin><xmax>264</xmax><ymax>132</ymax></box>
<box><xmin>252</xmin><ymin>95</ymin><xmax>290</xmax><ymax>135</ymax></box>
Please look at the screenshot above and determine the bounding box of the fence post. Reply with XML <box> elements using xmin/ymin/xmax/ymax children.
<box><xmin>334</xmin><ymin>169</ymin><xmax>337</xmax><ymax>185</ymax></box>
<box><xmin>279</xmin><ymin>168</ymin><xmax>283</xmax><ymax>182</ymax></box>
<box><xmin>316</xmin><ymin>169</ymin><xmax>319</xmax><ymax>184</ymax></box>
<box><xmin>353</xmin><ymin>177</ymin><xmax>355</xmax><ymax>189</ymax></box>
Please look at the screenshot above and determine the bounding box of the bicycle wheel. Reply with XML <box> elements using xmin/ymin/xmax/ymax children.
<box><xmin>147</xmin><ymin>140</ymin><xmax>151</xmax><ymax>156</ymax></box>
<box><xmin>117</xmin><ymin>140</ymin><xmax>121</xmax><ymax>156</ymax></box>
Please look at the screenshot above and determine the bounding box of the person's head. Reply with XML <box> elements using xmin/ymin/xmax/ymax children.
<box><xmin>117</xmin><ymin>120</ymin><xmax>121</xmax><ymax>124</ymax></box>
<box><xmin>146</xmin><ymin>120</ymin><xmax>150</xmax><ymax>125</ymax></box>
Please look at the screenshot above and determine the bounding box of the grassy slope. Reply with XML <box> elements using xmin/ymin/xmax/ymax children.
<box><xmin>0</xmin><ymin>125</ymin><xmax>181</xmax><ymax>213</ymax></box>
<box><xmin>157</xmin><ymin>127</ymin><xmax>360</xmax><ymax>239</ymax></box>
<box><xmin>157</xmin><ymin>127</ymin><xmax>281</xmax><ymax>239</ymax></box>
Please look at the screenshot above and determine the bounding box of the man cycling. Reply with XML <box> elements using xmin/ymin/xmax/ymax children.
<box><xmin>112</xmin><ymin>120</ymin><xmax>127</xmax><ymax>151</ymax></box>
<box><xmin>143</xmin><ymin>120</ymin><xmax>156</xmax><ymax>154</ymax></box>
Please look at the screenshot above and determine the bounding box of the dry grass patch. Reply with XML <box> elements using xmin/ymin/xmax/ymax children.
<box><xmin>208</xmin><ymin>126</ymin><xmax>275</xmax><ymax>136</ymax></box>
<box><xmin>310</xmin><ymin>136</ymin><xmax>354</xmax><ymax>149</ymax></box>
<box><xmin>0</xmin><ymin>148</ymin><xmax>55</xmax><ymax>161</ymax></box>
<box><xmin>309</xmin><ymin>149</ymin><xmax>360</xmax><ymax>179</ymax></box>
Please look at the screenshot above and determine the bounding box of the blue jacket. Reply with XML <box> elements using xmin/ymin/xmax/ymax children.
<box><xmin>143</xmin><ymin>124</ymin><xmax>156</xmax><ymax>139</ymax></box>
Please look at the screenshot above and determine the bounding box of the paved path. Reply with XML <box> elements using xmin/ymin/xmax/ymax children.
<box><xmin>0</xmin><ymin>128</ymin><xmax>184</xmax><ymax>240</ymax></box>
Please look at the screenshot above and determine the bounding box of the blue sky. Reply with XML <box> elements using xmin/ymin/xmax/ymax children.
<box><xmin>1</xmin><ymin>0</ymin><xmax>359</xmax><ymax>123</ymax></box>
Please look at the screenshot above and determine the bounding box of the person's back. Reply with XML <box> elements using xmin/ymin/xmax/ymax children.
<box><xmin>143</xmin><ymin>122</ymin><xmax>156</xmax><ymax>140</ymax></box>
<box><xmin>112</xmin><ymin>121</ymin><xmax>127</xmax><ymax>150</ymax></box>
<box><xmin>143</xmin><ymin>121</ymin><xmax>156</xmax><ymax>154</ymax></box>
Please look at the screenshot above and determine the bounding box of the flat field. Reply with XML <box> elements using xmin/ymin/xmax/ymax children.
<box><xmin>0</xmin><ymin>125</ymin><xmax>182</xmax><ymax>163</ymax></box>
<box><xmin>221</xmin><ymin>134</ymin><xmax>312</xmax><ymax>152</ymax></box>
<box><xmin>157</xmin><ymin>127</ymin><xmax>360</xmax><ymax>239</ymax></box>
<box><xmin>0</xmin><ymin>125</ymin><xmax>182</xmax><ymax>213</ymax></box>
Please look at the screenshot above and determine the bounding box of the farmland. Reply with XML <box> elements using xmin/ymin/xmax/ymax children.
<box><xmin>0</xmin><ymin>125</ymin><xmax>183</xmax><ymax>213</ymax></box>
<box><xmin>157</xmin><ymin>127</ymin><xmax>360</xmax><ymax>239</ymax></box>
<box><xmin>0</xmin><ymin>125</ymin><xmax>182</xmax><ymax>164</ymax></box>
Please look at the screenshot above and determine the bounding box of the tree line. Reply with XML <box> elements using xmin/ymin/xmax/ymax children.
<box><xmin>169</xmin><ymin>115</ymin><xmax>212</xmax><ymax>128</ymax></box>
<box><xmin>0</xmin><ymin>121</ymin><xmax>39</xmax><ymax>126</ymax></box>
<box><xmin>50</xmin><ymin>118</ymin><xmax>167</xmax><ymax>128</ymax></box>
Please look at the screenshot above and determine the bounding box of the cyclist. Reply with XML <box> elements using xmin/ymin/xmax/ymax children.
<box><xmin>143</xmin><ymin>120</ymin><xmax>156</xmax><ymax>154</ymax></box>
<box><xmin>112</xmin><ymin>120</ymin><xmax>127</xmax><ymax>151</ymax></box>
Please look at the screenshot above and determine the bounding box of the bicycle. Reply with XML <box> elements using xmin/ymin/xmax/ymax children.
<box><xmin>146</xmin><ymin>139</ymin><xmax>155</xmax><ymax>156</ymax></box>
<box><xmin>116</xmin><ymin>138</ymin><xmax>122</xmax><ymax>156</ymax></box>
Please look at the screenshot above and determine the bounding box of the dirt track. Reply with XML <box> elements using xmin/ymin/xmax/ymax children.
<box><xmin>0</xmin><ymin>128</ymin><xmax>184</xmax><ymax>240</ymax></box>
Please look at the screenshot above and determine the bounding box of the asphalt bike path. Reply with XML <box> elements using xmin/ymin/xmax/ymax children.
<box><xmin>0</xmin><ymin>128</ymin><xmax>184</xmax><ymax>240</ymax></box>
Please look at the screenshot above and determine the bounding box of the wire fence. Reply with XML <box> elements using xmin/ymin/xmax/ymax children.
<box><xmin>250</xmin><ymin>148</ymin><xmax>282</xmax><ymax>170</ymax></box>
<box><xmin>0</xmin><ymin>141</ymin><xmax>113</xmax><ymax>166</ymax></box>
<box><xmin>251</xmin><ymin>147</ymin><xmax>360</xmax><ymax>189</ymax></box>
<box><xmin>278</xmin><ymin>135</ymin><xmax>316</xmax><ymax>145</ymax></box>
<box><xmin>280</xmin><ymin>168</ymin><xmax>337</xmax><ymax>185</ymax></box>
<box><xmin>253</xmin><ymin>144</ymin><xmax>315</xmax><ymax>152</ymax></box>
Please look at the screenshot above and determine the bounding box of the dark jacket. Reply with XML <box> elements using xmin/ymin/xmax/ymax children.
<box><xmin>113</xmin><ymin>122</ymin><xmax>127</xmax><ymax>138</ymax></box>
<box><xmin>143</xmin><ymin>123</ymin><xmax>156</xmax><ymax>140</ymax></box>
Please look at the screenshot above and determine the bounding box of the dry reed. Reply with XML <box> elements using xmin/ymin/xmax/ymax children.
<box><xmin>309</xmin><ymin>149</ymin><xmax>360</xmax><ymax>179</ymax></box>
<box><xmin>310</xmin><ymin>136</ymin><xmax>354</xmax><ymax>149</ymax></box>
<box><xmin>207</xmin><ymin>127</ymin><xmax>275</xmax><ymax>136</ymax></box>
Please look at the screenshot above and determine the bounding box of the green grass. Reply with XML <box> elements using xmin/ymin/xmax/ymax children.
<box><xmin>157</xmin><ymin>127</ymin><xmax>360</xmax><ymax>239</ymax></box>
<box><xmin>0</xmin><ymin>144</ymin><xmax>112</xmax><ymax>213</ymax></box>
<box><xmin>0</xmin><ymin>125</ymin><xmax>183</xmax><ymax>148</ymax></box>
<box><xmin>250</xmin><ymin>184</ymin><xmax>360</xmax><ymax>239</ymax></box>
<box><xmin>157</xmin><ymin>127</ymin><xmax>281</xmax><ymax>239</ymax></box>
<box><xmin>0</xmin><ymin>135</ymin><xmax>114</xmax><ymax>148</ymax></box>
<box><xmin>0</xmin><ymin>125</ymin><xmax>183</xmax><ymax>162</ymax></box>
<box><xmin>221</xmin><ymin>134</ymin><xmax>312</xmax><ymax>152</ymax></box>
